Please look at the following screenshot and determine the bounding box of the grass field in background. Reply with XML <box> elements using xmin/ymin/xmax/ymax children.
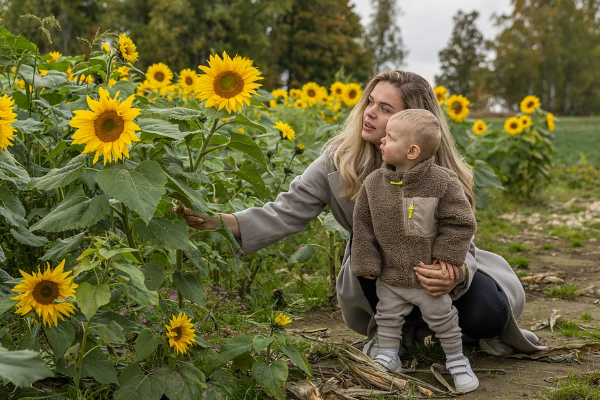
<box><xmin>551</xmin><ymin>117</ymin><xmax>600</xmax><ymax>165</ymax></box>
<box><xmin>474</xmin><ymin>116</ymin><xmax>600</xmax><ymax>166</ymax></box>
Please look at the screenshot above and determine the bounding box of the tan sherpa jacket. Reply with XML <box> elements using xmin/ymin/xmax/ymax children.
<box><xmin>351</xmin><ymin>156</ymin><xmax>477</xmax><ymax>288</ymax></box>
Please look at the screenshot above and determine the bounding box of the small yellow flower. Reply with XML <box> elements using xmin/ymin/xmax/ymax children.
<box><xmin>146</xmin><ymin>62</ymin><xmax>173</xmax><ymax>88</ymax></box>
<box><xmin>47</xmin><ymin>51</ymin><xmax>62</xmax><ymax>62</ymax></box>
<box><xmin>472</xmin><ymin>119</ymin><xmax>488</xmax><ymax>136</ymax></box>
<box><xmin>519</xmin><ymin>115</ymin><xmax>532</xmax><ymax>130</ymax></box>
<box><xmin>273</xmin><ymin>313</ymin><xmax>292</xmax><ymax>327</ymax></box>
<box><xmin>445</xmin><ymin>94</ymin><xmax>470</xmax><ymax>122</ymax></box>
<box><xmin>434</xmin><ymin>86</ymin><xmax>449</xmax><ymax>105</ymax></box>
<box><xmin>330</xmin><ymin>81</ymin><xmax>346</xmax><ymax>99</ymax></box>
<box><xmin>237</xmin><ymin>127</ymin><xmax>245</xmax><ymax>134</ymax></box>
<box><xmin>342</xmin><ymin>83</ymin><xmax>362</xmax><ymax>107</ymax></box>
<box><xmin>546</xmin><ymin>112</ymin><xmax>555</xmax><ymax>131</ymax></box>
<box><xmin>165</xmin><ymin>312</ymin><xmax>197</xmax><ymax>355</ymax></box>
<box><xmin>504</xmin><ymin>117</ymin><xmax>523</xmax><ymax>135</ymax></box>
<box><xmin>102</xmin><ymin>42</ymin><xmax>111</xmax><ymax>52</ymax></box>
<box><xmin>289</xmin><ymin>89</ymin><xmax>302</xmax><ymax>99</ymax></box>
<box><xmin>520</xmin><ymin>95</ymin><xmax>541</xmax><ymax>114</ymax></box>
<box><xmin>11</xmin><ymin>260</ymin><xmax>78</xmax><ymax>327</ymax></box>
<box><xmin>269</xmin><ymin>89</ymin><xmax>288</xmax><ymax>108</ymax></box>
<box><xmin>0</xmin><ymin>94</ymin><xmax>18</xmax><ymax>150</ymax></box>
<box><xmin>274</xmin><ymin>120</ymin><xmax>295</xmax><ymax>140</ymax></box>
<box><xmin>118</xmin><ymin>33</ymin><xmax>138</xmax><ymax>63</ymax></box>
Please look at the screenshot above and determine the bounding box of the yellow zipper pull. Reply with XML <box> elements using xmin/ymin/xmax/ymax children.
<box><xmin>408</xmin><ymin>201</ymin><xmax>414</xmax><ymax>219</ymax></box>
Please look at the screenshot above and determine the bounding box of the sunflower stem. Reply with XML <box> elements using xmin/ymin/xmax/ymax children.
<box><xmin>176</xmin><ymin>249</ymin><xmax>183</xmax><ymax>309</ymax></box>
<box><xmin>120</xmin><ymin>204</ymin><xmax>143</xmax><ymax>263</ymax></box>
<box><xmin>75</xmin><ymin>318</ymin><xmax>93</xmax><ymax>397</ymax></box>
<box><xmin>193</xmin><ymin>118</ymin><xmax>219</xmax><ymax>172</ymax></box>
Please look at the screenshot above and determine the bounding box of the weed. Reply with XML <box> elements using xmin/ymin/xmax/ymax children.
<box><xmin>405</xmin><ymin>341</ymin><xmax>446</xmax><ymax>365</ymax></box>
<box><xmin>580</xmin><ymin>312</ymin><xmax>594</xmax><ymax>322</ymax></box>
<box><xmin>541</xmin><ymin>243</ymin><xmax>556</xmax><ymax>250</ymax></box>
<box><xmin>556</xmin><ymin>319</ymin><xmax>581</xmax><ymax>337</ymax></box>
<box><xmin>507</xmin><ymin>255</ymin><xmax>530</xmax><ymax>269</ymax></box>
<box><xmin>509</xmin><ymin>243</ymin><xmax>529</xmax><ymax>252</ymax></box>
<box><xmin>541</xmin><ymin>370</ymin><xmax>600</xmax><ymax>400</ymax></box>
<box><xmin>544</xmin><ymin>283</ymin><xmax>582</xmax><ymax>300</ymax></box>
<box><xmin>485</xmin><ymin>369</ymin><xmax>499</xmax><ymax>378</ymax></box>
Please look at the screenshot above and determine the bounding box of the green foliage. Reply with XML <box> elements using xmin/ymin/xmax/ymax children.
<box><xmin>544</xmin><ymin>283</ymin><xmax>582</xmax><ymax>300</ymax></box>
<box><xmin>541</xmin><ymin>370</ymin><xmax>600</xmax><ymax>400</ymax></box>
<box><xmin>363</xmin><ymin>0</ymin><xmax>406</xmax><ymax>72</ymax></box>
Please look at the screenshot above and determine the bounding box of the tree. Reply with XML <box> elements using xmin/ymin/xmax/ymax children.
<box><xmin>491</xmin><ymin>0</ymin><xmax>600</xmax><ymax>114</ymax></box>
<box><xmin>435</xmin><ymin>10</ymin><xmax>487</xmax><ymax>102</ymax></box>
<box><xmin>271</xmin><ymin>0</ymin><xmax>373</xmax><ymax>89</ymax></box>
<box><xmin>363</xmin><ymin>0</ymin><xmax>406</xmax><ymax>73</ymax></box>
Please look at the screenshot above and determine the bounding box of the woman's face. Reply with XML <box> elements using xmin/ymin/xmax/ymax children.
<box><xmin>361</xmin><ymin>81</ymin><xmax>405</xmax><ymax>145</ymax></box>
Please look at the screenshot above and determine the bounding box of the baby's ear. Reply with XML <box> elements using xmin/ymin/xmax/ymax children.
<box><xmin>407</xmin><ymin>144</ymin><xmax>421</xmax><ymax>160</ymax></box>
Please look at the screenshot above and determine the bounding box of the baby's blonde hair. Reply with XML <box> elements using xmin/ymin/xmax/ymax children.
<box><xmin>389</xmin><ymin>109</ymin><xmax>441</xmax><ymax>160</ymax></box>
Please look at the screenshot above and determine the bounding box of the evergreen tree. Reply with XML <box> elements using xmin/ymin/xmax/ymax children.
<box><xmin>363</xmin><ymin>0</ymin><xmax>406</xmax><ymax>73</ymax></box>
<box><xmin>435</xmin><ymin>10</ymin><xmax>486</xmax><ymax>101</ymax></box>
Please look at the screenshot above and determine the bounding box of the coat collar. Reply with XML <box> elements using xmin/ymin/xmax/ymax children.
<box><xmin>380</xmin><ymin>156</ymin><xmax>436</xmax><ymax>186</ymax></box>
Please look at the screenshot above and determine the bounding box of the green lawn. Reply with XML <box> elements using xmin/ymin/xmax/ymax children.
<box><xmin>552</xmin><ymin>117</ymin><xmax>600</xmax><ymax>165</ymax></box>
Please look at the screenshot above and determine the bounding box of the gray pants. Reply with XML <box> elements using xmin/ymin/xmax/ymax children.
<box><xmin>376</xmin><ymin>279</ymin><xmax>463</xmax><ymax>355</ymax></box>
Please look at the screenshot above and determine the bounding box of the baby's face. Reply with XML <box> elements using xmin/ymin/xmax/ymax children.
<box><xmin>380</xmin><ymin>119</ymin><xmax>412</xmax><ymax>169</ymax></box>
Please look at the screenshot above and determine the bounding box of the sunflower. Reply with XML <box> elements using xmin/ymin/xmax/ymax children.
<box><xmin>178</xmin><ymin>68</ymin><xmax>198</xmax><ymax>93</ymax></box>
<box><xmin>136</xmin><ymin>80</ymin><xmax>156</xmax><ymax>97</ymax></box>
<box><xmin>519</xmin><ymin>115</ymin><xmax>532</xmax><ymax>130</ymax></box>
<box><xmin>472</xmin><ymin>119</ymin><xmax>488</xmax><ymax>136</ymax></box>
<box><xmin>118</xmin><ymin>33</ymin><xmax>138</xmax><ymax>63</ymax></box>
<box><xmin>342</xmin><ymin>83</ymin><xmax>362</xmax><ymax>107</ymax></box>
<box><xmin>520</xmin><ymin>95</ymin><xmax>541</xmax><ymax>114</ymax></box>
<box><xmin>445</xmin><ymin>94</ymin><xmax>470</xmax><ymax>122</ymax></box>
<box><xmin>196</xmin><ymin>51</ymin><xmax>263</xmax><ymax>114</ymax></box>
<box><xmin>301</xmin><ymin>82</ymin><xmax>322</xmax><ymax>106</ymax></box>
<box><xmin>434</xmin><ymin>86</ymin><xmax>449</xmax><ymax>105</ymax></box>
<box><xmin>47</xmin><ymin>51</ymin><xmax>62</xmax><ymax>62</ymax></box>
<box><xmin>0</xmin><ymin>94</ymin><xmax>17</xmax><ymax>150</ymax></box>
<box><xmin>504</xmin><ymin>117</ymin><xmax>523</xmax><ymax>135</ymax></box>
<box><xmin>274</xmin><ymin>120</ymin><xmax>295</xmax><ymax>140</ymax></box>
<box><xmin>289</xmin><ymin>88</ymin><xmax>302</xmax><ymax>99</ymax></box>
<box><xmin>70</xmin><ymin>87</ymin><xmax>141</xmax><ymax>165</ymax></box>
<box><xmin>546</xmin><ymin>112</ymin><xmax>555</xmax><ymax>131</ymax></box>
<box><xmin>165</xmin><ymin>312</ymin><xmax>197</xmax><ymax>355</ymax></box>
<box><xmin>269</xmin><ymin>89</ymin><xmax>288</xmax><ymax>108</ymax></box>
<box><xmin>294</xmin><ymin>99</ymin><xmax>307</xmax><ymax>109</ymax></box>
<box><xmin>146</xmin><ymin>62</ymin><xmax>173</xmax><ymax>88</ymax></box>
<box><xmin>330</xmin><ymin>81</ymin><xmax>346</xmax><ymax>99</ymax></box>
<box><xmin>102</xmin><ymin>42</ymin><xmax>111</xmax><ymax>52</ymax></box>
<box><xmin>273</xmin><ymin>313</ymin><xmax>292</xmax><ymax>328</ymax></box>
<box><xmin>11</xmin><ymin>260</ymin><xmax>78</xmax><ymax>327</ymax></box>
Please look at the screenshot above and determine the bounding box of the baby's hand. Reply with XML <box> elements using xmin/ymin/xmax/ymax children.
<box><xmin>361</xmin><ymin>275</ymin><xmax>377</xmax><ymax>280</ymax></box>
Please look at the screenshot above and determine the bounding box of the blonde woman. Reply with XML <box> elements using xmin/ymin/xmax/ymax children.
<box><xmin>175</xmin><ymin>70</ymin><xmax>546</xmax><ymax>357</ymax></box>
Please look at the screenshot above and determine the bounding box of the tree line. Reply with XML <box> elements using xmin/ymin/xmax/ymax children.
<box><xmin>2</xmin><ymin>0</ymin><xmax>599</xmax><ymax>115</ymax></box>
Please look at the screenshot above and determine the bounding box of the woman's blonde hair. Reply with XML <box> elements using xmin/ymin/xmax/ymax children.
<box><xmin>326</xmin><ymin>70</ymin><xmax>475</xmax><ymax>209</ymax></box>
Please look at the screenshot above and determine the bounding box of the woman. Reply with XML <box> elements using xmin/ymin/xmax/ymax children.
<box><xmin>176</xmin><ymin>70</ymin><xmax>546</xmax><ymax>355</ymax></box>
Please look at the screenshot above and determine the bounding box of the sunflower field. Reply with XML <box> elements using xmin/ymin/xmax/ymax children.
<box><xmin>0</xmin><ymin>26</ymin><xmax>557</xmax><ymax>400</ymax></box>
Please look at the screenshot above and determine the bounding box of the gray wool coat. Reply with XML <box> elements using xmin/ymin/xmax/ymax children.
<box><xmin>233</xmin><ymin>151</ymin><xmax>546</xmax><ymax>354</ymax></box>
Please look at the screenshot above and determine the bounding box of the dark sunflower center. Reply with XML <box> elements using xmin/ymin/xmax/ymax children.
<box><xmin>336</xmin><ymin>88</ymin><xmax>342</xmax><ymax>94</ymax></box>
<box><xmin>215</xmin><ymin>72</ymin><xmax>244</xmax><ymax>98</ymax></box>
<box><xmin>94</xmin><ymin>110</ymin><xmax>125</xmax><ymax>142</ymax></box>
<box><xmin>307</xmin><ymin>89</ymin><xmax>316</xmax><ymax>98</ymax></box>
<box><xmin>511</xmin><ymin>122</ymin><xmax>519</xmax><ymax>129</ymax></box>
<box><xmin>185</xmin><ymin>77</ymin><xmax>194</xmax><ymax>86</ymax></box>
<box><xmin>173</xmin><ymin>326</ymin><xmax>182</xmax><ymax>339</ymax></box>
<box><xmin>348</xmin><ymin>90</ymin><xmax>357</xmax><ymax>99</ymax></box>
<box><xmin>154</xmin><ymin>72</ymin><xmax>165</xmax><ymax>82</ymax></box>
<box><xmin>451</xmin><ymin>102</ymin><xmax>463</xmax><ymax>113</ymax></box>
<box><xmin>527</xmin><ymin>101</ymin><xmax>534</xmax><ymax>108</ymax></box>
<box><xmin>33</xmin><ymin>280</ymin><xmax>59</xmax><ymax>305</ymax></box>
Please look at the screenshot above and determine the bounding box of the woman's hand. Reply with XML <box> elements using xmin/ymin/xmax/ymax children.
<box><xmin>413</xmin><ymin>260</ymin><xmax>463</xmax><ymax>297</ymax></box>
<box><xmin>172</xmin><ymin>201</ymin><xmax>240</xmax><ymax>237</ymax></box>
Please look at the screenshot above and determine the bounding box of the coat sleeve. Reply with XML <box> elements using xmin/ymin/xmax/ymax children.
<box><xmin>350</xmin><ymin>181</ymin><xmax>382</xmax><ymax>277</ymax></box>
<box><xmin>233</xmin><ymin>153</ymin><xmax>332</xmax><ymax>255</ymax></box>
<box><xmin>432</xmin><ymin>177</ymin><xmax>477</xmax><ymax>266</ymax></box>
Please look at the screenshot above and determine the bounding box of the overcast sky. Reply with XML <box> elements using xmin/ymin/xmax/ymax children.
<box><xmin>350</xmin><ymin>0</ymin><xmax>513</xmax><ymax>85</ymax></box>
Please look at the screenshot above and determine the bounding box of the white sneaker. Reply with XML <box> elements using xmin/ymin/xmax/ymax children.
<box><xmin>373</xmin><ymin>354</ymin><xmax>403</xmax><ymax>372</ymax></box>
<box><xmin>362</xmin><ymin>334</ymin><xmax>380</xmax><ymax>358</ymax></box>
<box><xmin>479</xmin><ymin>337</ymin><xmax>514</xmax><ymax>356</ymax></box>
<box><xmin>446</xmin><ymin>355</ymin><xmax>479</xmax><ymax>393</ymax></box>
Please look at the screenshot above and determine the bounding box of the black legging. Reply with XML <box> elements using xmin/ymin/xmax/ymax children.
<box><xmin>357</xmin><ymin>270</ymin><xmax>510</xmax><ymax>339</ymax></box>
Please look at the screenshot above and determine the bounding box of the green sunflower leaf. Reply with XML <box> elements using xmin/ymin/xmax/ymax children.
<box><xmin>76</xmin><ymin>282</ymin><xmax>111</xmax><ymax>320</ymax></box>
<box><xmin>29</xmin><ymin>188</ymin><xmax>110</xmax><ymax>232</ymax></box>
<box><xmin>145</xmin><ymin>107</ymin><xmax>205</xmax><ymax>121</ymax></box>
<box><xmin>132</xmin><ymin>218</ymin><xmax>194</xmax><ymax>251</ymax></box>
<box><xmin>172</xmin><ymin>270</ymin><xmax>207</xmax><ymax>307</ymax></box>
<box><xmin>229</xmin><ymin>161</ymin><xmax>270</xmax><ymax>199</ymax></box>
<box><xmin>227</xmin><ymin>131</ymin><xmax>269</xmax><ymax>171</ymax></box>
<box><xmin>40</xmin><ymin>232</ymin><xmax>85</xmax><ymax>261</ymax></box>
<box><xmin>97</xmin><ymin>161</ymin><xmax>167</xmax><ymax>225</ymax></box>
<box><xmin>0</xmin><ymin>151</ymin><xmax>30</xmax><ymax>188</ymax></box>
<box><xmin>0</xmin><ymin>347</ymin><xmax>53</xmax><ymax>388</ymax></box>
<box><xmin>251</xmin><ymin>360</ymin><xmax>288</xmax><ymax>400</ymax></box>
<box><xmin>134</xmin><ymin>329</ymin><xmax>161</xmax><ymax>362</ymax></box>
<box><xmin>114</xmin><ymin>363</ymin><xmax>163</xmax><ymax>400</ymax></box>
<box><xmin>138</xmin><ymin>117</ymin><xmax>187</xmax><ymax>140</ymax></box>
<box><xmin>26</xmin><ymin>154</ymin><xmax>86</xmax><ymax>191</ymax></box>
